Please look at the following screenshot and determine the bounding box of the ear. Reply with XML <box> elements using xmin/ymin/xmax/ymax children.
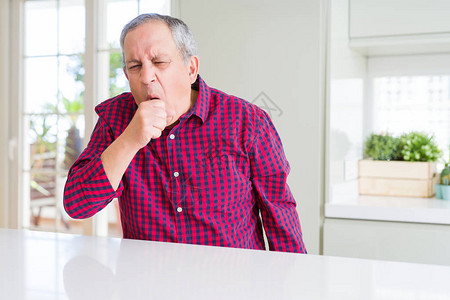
<box><xmin>123</xmin><ymin>67</ymin><xmax>129</xmax><ymax>80</ymax></box>
<box><xmin>187</xmin><ymin>56</ymin><xmax>199</xmax><ymax>84</ymax></box>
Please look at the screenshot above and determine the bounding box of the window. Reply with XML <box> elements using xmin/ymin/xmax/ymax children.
<box><xmin>98</xmin><ymin>0</ymin><xmax>171</xmax><ymax>101</ymax></box>
<box><xmin>368</xmin><ymin>55</ymin><xmax>450</xmax><ymax>166</ymax></box>
<box><xmin>20</xmin><ymin>0</ymin><xmax>170</xmax><ymax>235</ymax></box>
<box><xmin>328</xmin><ymin>54</ymin><xmax>450</xmax><ymax>204</ymax></box>
<box><xmin>23</xmin><ymin>0</ymin><xmax>86</xmax><ymax>233</ymax></box>
<box><xmin>372</xmin><ymin>76</ymin><xmax>450</xmax><ymax>151</ymax></box>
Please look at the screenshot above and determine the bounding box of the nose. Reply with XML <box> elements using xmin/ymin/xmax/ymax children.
<box><xmin>140</xmin><ymin>63</ymin><xmax>157</xmax><ymax>85</ymax></box>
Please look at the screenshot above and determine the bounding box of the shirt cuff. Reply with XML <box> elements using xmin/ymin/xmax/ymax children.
<box><xmin>79</xmin><ymin>154</ymin><xmax>124</xmax><ymax>199</ymax></box>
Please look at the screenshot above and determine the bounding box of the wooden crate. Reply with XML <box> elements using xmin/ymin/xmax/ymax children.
<box><xmin>358</xmin><ymin>160</ymin><xmax>438</xmax><ymax>197</ymax></box>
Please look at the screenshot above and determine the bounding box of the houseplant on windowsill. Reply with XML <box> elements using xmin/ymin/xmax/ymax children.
<box><xmin>359</xmin><ymin>132</ymin><xmax>442</xmax><ymax>198</ymax></box>
<box><xmin>436</xmin><ymin>152</ymin><xmax>450</xmax><ymax>200</ymax></box>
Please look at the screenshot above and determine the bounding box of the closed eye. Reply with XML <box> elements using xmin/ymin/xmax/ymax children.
<box><xmin>154</xmin><ymin>61</ymin><xmax>170</xmax><ymax>65</ymax></box>
<box><xmin>128</xmin><ymin>64</ymin><xmax>141</xmax><ymax>70</ymax></box>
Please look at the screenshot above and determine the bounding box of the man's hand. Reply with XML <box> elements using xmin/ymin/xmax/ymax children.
<box><xmin>122</xmin><ymin>100</ymin><xmax>169</xmax><ymax>150</ymax></box>
<box><xmin>100</xmin><ymin>99</ymin><xmax>174</xmax><ymax>190</ymax></box>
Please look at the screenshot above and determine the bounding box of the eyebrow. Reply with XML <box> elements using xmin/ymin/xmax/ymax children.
<box><xmin>125</xmin><ymin>55</ymin><xmax>172</xmax><ymax>65</ymax></box>
<box><xmin>125</xmin><ymin>59</ymin><xmax>141</xmax><ymax>65</ymax></box>
<box><xmin>152</xmin><ymin>55</ymin><xmax>170</xmax><ymax>61</ymax></box>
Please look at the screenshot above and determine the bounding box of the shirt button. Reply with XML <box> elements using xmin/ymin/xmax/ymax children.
<box><xmin>177</xmin><ymin>207</ymin><xmax>183</xmax><ymax>213</ymax></box>
<box><xmin>173</xmin><ymin>172</ymin><xmax>179</xmax><ymax>178</ymax></box>
<box><xmin>169</xmin><ymin>134</ymin><xmax>175</xmax><ymax>140</ymax></box>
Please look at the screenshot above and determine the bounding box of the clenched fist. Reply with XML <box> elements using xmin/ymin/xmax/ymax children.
<box><xmin>122</xmin><ymin>99</ymin><xmax>175</xmax><ymax>150</ymax></box>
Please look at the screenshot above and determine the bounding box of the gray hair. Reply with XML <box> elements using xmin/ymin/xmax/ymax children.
<box><xmin>120</xmin><ymin>13</ymin><xmax>198</xmax><ymax>66</ymax></box>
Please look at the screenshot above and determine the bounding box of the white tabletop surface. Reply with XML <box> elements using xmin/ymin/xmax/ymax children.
<box><xmin>1</xmin><ymin>228</ymin><xmax>450</xmax><ymax>300</ymax></box>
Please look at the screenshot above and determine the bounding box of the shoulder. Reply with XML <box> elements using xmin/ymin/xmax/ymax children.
<box><xmin>207</xmin><ymin>87</ymin><xmax>273</xmax><ymax>151</ymax></box>
<box><xmin>94</xmin><ymin>93</ymin><xmax>136</xmax><ymax>136</ymax></box>
<box><xmin>209</xmin><ymin>87</ymin><xmax>269</xmax><ymax>126</ymax></box>
<box><xmin>95</xmin><ymin>92</ymin><xmax>135</xmax><ymax>117</ymax></box>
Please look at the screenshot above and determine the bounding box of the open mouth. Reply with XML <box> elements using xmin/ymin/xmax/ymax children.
<box><xmin>147</xmin><ymin>95</ymin><xmax>160</xmax><ymax>101</ymax></box>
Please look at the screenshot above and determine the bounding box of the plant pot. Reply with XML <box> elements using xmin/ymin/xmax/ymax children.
<box><xmin>358</xmin><ymin>160</ymin><xmax>438</xmax><ymax>197</ymax></box>
<box><xmin>436</xmin><ymin>184</ymin><xmax>450</xmax><ymax>200</ymax></box>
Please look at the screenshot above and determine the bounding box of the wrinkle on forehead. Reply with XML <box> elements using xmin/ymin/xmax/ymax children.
<box><xmin>123</xmin><ymin>21</ymin><xmax>178</xmax><ymax>62</ymax></box>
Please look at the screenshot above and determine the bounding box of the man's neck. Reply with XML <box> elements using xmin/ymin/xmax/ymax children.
<box><xmin>166</xmin><ymin>89</ymin><xmax>199</xmax><ymax>130</ymax></box>
<box><xmin>190</xmin><ymin>89</ymin><xmax>199</xmax><ymax>110</ymax></box>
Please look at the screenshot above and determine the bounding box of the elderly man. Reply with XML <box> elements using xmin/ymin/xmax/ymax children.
<box><xmin>64</xmin><ymin>14</ymin><xmax>306</xmax><ymax>253</ymax></box>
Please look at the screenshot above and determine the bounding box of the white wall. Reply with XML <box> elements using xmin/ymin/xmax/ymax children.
<box><xmin>327</xmin><ymin>0</ymin><xmax>367</xmax><ymax>201</ymax></box>
<box><xmin>178</xmin><ymin>0</ymin><xmax>328</xmax><ymax>254</ymax></box>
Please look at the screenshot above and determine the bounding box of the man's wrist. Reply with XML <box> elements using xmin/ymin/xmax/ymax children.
<box><xmin>116</xmin><ymin>131</ymin><xmax>144</xmax><ymax>155</ymax></box>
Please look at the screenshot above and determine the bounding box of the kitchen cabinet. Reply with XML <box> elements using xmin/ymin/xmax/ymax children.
<box><xmin>349</xmin><ymin>0</ymin><xmax>450</xmax><ymax>55</ymax></box>
<box><xmin>350</xmin><ymin>0</ymin><xmax>450</xmax><ymax>39</ymax></box>
<box><xmin>324</xmin><ymin>218</ymin><xmax>450</xmax><ymax>265</ymax></box>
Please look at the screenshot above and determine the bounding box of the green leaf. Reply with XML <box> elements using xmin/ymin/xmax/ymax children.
<box><xmin>399</xmin><ymin>131</ymin><xmax>442</xmax><ymax>162</ymax></box>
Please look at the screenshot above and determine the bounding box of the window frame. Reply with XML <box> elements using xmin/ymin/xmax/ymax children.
<box><xmin>366</xmin><ymin>54</ymin><xmax>450</xmax><ymax>156</ymax></box>
<box><xmin>325</xmin><ymin>53</ymin><xmax>450</xmax><ymax>223</ymax></box>
<box><xmin>2</xmin><ymin>0</ymin><xmax>176</xmax><ymax>234</ymax></box>
<box><xmin>0</xmin><ymin>0</ymin><xmax>13</xmax><ymax>228</ymax></box>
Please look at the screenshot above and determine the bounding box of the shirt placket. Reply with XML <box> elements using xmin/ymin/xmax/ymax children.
<box><xmin>166</xmin><ymin>126</ymin><xmax>186</xmax><ymax>243</ymax></box>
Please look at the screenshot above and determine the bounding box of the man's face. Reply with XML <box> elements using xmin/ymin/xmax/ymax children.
<box><xmin>123</xmin><ymin>21</ymin><xmax>195</xmax><ymax>126</ymax></box>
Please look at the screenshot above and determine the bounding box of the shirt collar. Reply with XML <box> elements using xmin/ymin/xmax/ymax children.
<box><xmin>188</xmin><ymin>74</ymin><xmax>210</xmax><ymax>124</ymax></box>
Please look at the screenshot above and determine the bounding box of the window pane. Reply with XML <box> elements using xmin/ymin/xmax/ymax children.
<box><xmin>58</xmin><ymin>115</ymin><xmax>85</xmax><ymax>170</ymax></box>
<box><xmin>373</xmin><ymin>76</ymin><xmax>450</xmax><ymax>154</ymax></box>
<box><xmin>59</xmin><ymin>0</ymin><xmax>85</xmax><ymax>54</ymax></box>
<box><xmin>25</xmin><ymin>0</ymin><xmax>57</xmax><ymax>56</ymax></box>
<box><xmin>26</xmin><ymin>112</ymin><xmax>58</xmax><ymax>232</ymax></box>
<box><xmin>107</xmin><ymin>0</ymin><xmax>139</xmax><ymax>48</ymax></box>
<box><xmin>109</xmin><ymin>52</ymin><xmax>130</xmax><ymax>97</ymax></box>
<box><xmin>28</xmin><ymin>114</ymin><xmax>58</xmax><ymax>231</ymax></box>
<box><xmin>58</xmin><ymin>55</ymin><xmax>85</xmax><ymax>113</ymax></box>
<box><xmin>28</xmin><ymin>114</ymin><xmax>58</xmax><ymax>171</ymax></box>
<box><xmin>139</xmin><ymin>0</ymin><xmax>170</xmax><ymax>14</ymax></box>
<box><xmin>23</xmin><ymin>0</ymin><xmax>87</xmax><ymax>235</ymax></box>
<box><xmin>24</xmin><ymin>57</ymin><xmax>58</xmax><ymax>114</ymax></box>
<box><xmin>30</xmin><ymin>172</ymin><xmax>56</xmax><ymax>208</ymax></box>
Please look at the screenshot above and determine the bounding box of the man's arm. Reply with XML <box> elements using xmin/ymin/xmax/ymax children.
<box><xmin>100</xmin><ymin>100</ymin><xmax>168</xmax><ymax>190</ymax></box>
<box><xmin>249</xmin><ymin>109</ymin><xmax>307</xmax><ymax>253</ymax></box>
<box><xmin>63</xmin><ymin>100</ymin><xmax>168</xmax><ymax>218</ymax></box>
<box><xmin>63</xmin><ymin>116</ymin><xmax>121</xmax><ymax>219</ymax></box>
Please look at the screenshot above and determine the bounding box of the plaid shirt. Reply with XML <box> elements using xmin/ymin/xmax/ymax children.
<box><xmin>64</xmin><ymin>75</ymin><xmax>306</xmax><ymax>253</ymax></box>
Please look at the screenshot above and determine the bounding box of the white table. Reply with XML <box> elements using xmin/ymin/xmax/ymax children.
<box><xmin>1</xmin><ymin>228</ymin><xmax>450</xmax><ymax>300</ymax></box>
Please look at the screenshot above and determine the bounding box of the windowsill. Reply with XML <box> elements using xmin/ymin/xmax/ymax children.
<box><xmin>325</xmin><ymin>181</ymin><xmax>450</xmax><ymax>225</ymax></box>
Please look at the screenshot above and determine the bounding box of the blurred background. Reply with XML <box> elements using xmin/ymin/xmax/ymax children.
<box><xmin>1</xmin><ymin>0</ymin><xmax>450</xmax><ymax>267</ymax></box>
<box><xmin>1</xmin><ymin>0</ymin><xmax>171</xmax><ymax>238</ymax></box>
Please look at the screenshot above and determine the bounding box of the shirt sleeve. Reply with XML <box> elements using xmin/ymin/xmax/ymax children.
<box><xmin>249</xmin><ymin>109</ymin><xmax>307</xmax><ymax>253</ymax></box>
<box><xmin>63</xmin><ymin>116</ymin><xmax>124</xmax><ymax>219</ymax></box>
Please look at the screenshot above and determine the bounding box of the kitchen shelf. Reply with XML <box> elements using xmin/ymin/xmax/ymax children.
<box><xmin>326</xmin><ymin>181</ymin><xmax>450</xmax><ymax>225</ymax></box>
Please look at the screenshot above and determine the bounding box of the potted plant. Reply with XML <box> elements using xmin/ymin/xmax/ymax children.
<box><xmin>436</xmin><ymin>151</ymin><xmax>450</xmax><ymax>200</ymax></box>
<box><xmin>359</xmin><ymin>132</ymin><xmax>442</xmax><ymax>197</ymax></box>
<box><xmin>61</xmin><ymin>96</ymin><xmax>83</xmax><ymax>170</ymax></box>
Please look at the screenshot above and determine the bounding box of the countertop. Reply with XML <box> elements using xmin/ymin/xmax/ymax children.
<box><xmin>1</xmin><ymin>228</ymin><xmax>450</xmax><ymax>299</ymax></box>
<box><xmin>326</xmin><ymin>181</ymin><xmax>450</xmax><ymax>224</ymax></box>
